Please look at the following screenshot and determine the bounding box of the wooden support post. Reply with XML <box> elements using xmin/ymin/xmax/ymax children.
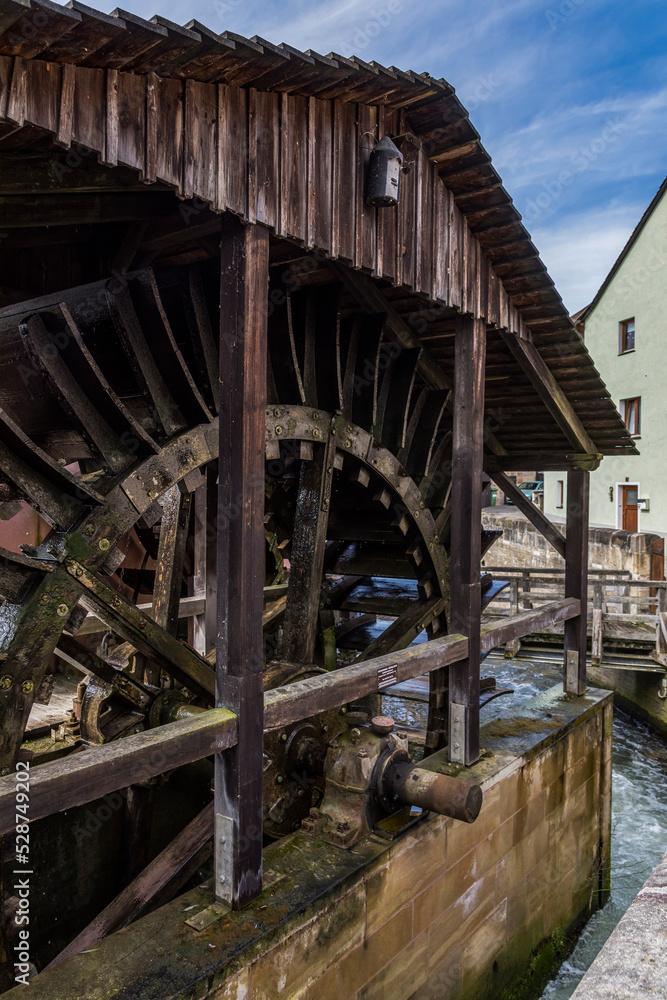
<box><xmin>504</xmin><ymin>578</ymin><xmax>520</xmax><ymax>658</ymax></box>
<box><xmin>564</xmin><ymin>470</ymin><xmax>589</xmax><ymax>695</ymax></box>
<box><xmin>215</xmin><ymin>216</ymin><xmax>268</xmax><ymax>909</ymax></box>
<box><xmin>191</xmin><ymin>463</ymin><xmax>218</xmax><ymax>656</ymax></box>
<box><xmin>447</xmin><ymin>316</ymin><xmax>486</xmax><ymax>765</ymax></box>
<box><xmin>521</xmin><ymin>570</ymin><xmax>532</xmax><ymax>610</ymax></box>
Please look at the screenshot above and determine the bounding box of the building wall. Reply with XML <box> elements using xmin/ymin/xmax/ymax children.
<box><xmin>544</xmin><ymin>190</ymin><xmax>667</xmax><ymax>532</ymax></box>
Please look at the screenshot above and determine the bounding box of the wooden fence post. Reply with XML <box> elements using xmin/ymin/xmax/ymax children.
<box><xmin>215</xmin><ymin>216</ymin><xmax>268</xmax><ymax>908</ymax></box>
<box><xmin>448</xmin><ymin>316</ymin><xmax>486</xmax><ymax>765</ymax></box>
<box><xmin>564</xmin><ymin>470</ymin><xmax>589</xmax><ymax>695</ymax></box>
<box><xmin>504</xmin><ymin>577</ymin><xmax>520</xmax><ymax>658</ymax></box>
<box><xmin>591</xmin><ymin>582</ymin><xmax>603</xmax><ymax>666</ymax></box>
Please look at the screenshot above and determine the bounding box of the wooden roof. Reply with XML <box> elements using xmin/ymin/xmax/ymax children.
<box><xmin>0</xmin><ymin>0</ymin><xmax>638</xmax><ymax>460</ymax></box>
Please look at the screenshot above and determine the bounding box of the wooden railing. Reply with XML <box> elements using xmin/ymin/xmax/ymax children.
<box><xmin>483</xmin><ymin>566</ymin><xmax>667</xmax><ymax>666</ymax></box>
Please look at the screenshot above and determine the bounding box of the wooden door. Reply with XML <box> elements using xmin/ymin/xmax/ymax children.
<box><xmin>621</xmin><ymin>485</ymin><xmax>639</xmax><ymax>532</ymax></box>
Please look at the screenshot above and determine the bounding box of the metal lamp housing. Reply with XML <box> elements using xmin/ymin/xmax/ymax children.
<box><xmin>365</xmin><ymin>136</ymin><xmax>403</xmax><ymax>207</ymax></box>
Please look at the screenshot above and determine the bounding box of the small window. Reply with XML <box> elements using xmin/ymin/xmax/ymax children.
<box><xmin>556</xmin><ymin>480</ymin><xmax>564</xmax><ymax>509</ymax></box>
<box><xmin>622</xmin><ymin>397</ymin><xmax>641</xmax><ymax>437</ymax></box>
<box><xmin>619</xmin><ymin>318</ymin><xmax>635</xmax><ymax>354</ymax></box>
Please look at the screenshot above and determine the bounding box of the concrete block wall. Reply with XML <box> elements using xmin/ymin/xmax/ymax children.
<box><xmin>10</xmin><ymin>689</ymin><xmax>612</xmax><ymax>1000</ymax></box>
<box><xmin>213</xmin><ymin>693</ymin><xmax>613</xmax><ymax>1000</ymax></box>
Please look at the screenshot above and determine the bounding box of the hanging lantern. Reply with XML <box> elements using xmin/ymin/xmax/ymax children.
<box><xmin>365</xmin><ymin>136</ymin><xmax>403</xmax><ymax>207</ymax></box>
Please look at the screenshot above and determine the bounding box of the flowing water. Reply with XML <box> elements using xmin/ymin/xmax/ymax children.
<box><xmin>487</xmin><ymin>656</ymin><xmax>667</xmax><ymax>1000</ymax></box>
<box><xmin>385</xmin><ymin>654</ymin><xmax>667</xmax><ymax>998</ymax></box>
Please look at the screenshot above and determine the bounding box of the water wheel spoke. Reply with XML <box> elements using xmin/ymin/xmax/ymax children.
<box><xmin>64</xmin><ymin>561</ymin><xmax>214</xmax><ymax>702</ymax></box>
<box><xmin>281</xmin><ymin>426</ymin><xmax>335</xmax><ymax>667</ymax></box>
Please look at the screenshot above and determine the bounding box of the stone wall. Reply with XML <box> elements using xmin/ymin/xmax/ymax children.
<box><xmin>482</xmin><ymin>509</ymin><xmax>659</xmax><ymax>577</ymax></box>
<box><xmin>13</xmin><ymin>687</ymin><xmax>612</xmax><ymax>1000</ymax></box>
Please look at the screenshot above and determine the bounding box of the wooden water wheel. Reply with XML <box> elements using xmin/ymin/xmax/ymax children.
<box><xmin>0</xmin><ymin>253</ymin><xmax>502</xmax><ymax>840</ymax></box>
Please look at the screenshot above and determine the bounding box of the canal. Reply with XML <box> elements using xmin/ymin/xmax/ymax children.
<box><xmin>384</xmin><ymin>654</ymin><xmax>667</xmax><ymax>999</ymax></box>
<box><xmin>487</xmin><ymin>657</ymin><xmax>667</xmax><ymax>999</ymax></box>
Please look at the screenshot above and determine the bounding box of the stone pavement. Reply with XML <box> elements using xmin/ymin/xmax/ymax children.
<box><xmin>571</xmin><ymin>849</ymin><xmax>667</xmax><ymax>999</ymax></box>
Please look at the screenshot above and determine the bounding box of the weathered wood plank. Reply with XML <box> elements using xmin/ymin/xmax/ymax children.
<box><xmin>184</xmin><ymin>79</ymin><xmax>217</xmax><ymax>205</ymax></box>
<box><xmin>308</xmin><ymin>96</ymin><xmax>332</xmax><ymax>252</ymax></box>
<box><xmin>248</xmin><ymin>89</ymin><xmax>279</xmax><ymax>228</ymax></box>
<box><xmin>355</xmin><ymin>103</ymin><xmax>377</xmax><ymax>271</ymax></box>
<box><xmin>0</xmin><ymin>712</ymin><xmax>236</xmax><ymax>836</ymax></box>
<box><xmin>218</xmin><ymin>84</ymin><xmax>248</xmax><ymax>216</ymax></box>
<box><xmin>265</xmin><ymin>598</ymin><xmax>579</xmax><ymax>731</ymax></box>
<box><xmin>332</xmin><ymin>99</ymin><xmax>356</xmax><ymax>261</ymax></box>
<box><xmin>279</xmin><ymin>92</ymin><xmax>307</xmax><ymax>243</ymax></box>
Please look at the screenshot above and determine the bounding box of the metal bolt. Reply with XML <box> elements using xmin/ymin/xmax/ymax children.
<box><xmin>323</xmin><ymin>498</ymin><xmax>329</xmax><ymax>506</ymax></box>
<box><xmin>275</xmin><ymin>425</ymin><xmax>283</xmax><ymax>436</ymax></box>
<box><xmin>98</xmin><ymin>538</ymin><xmax>110</xmax><ymax>551</ymax></box>
<box><xmin>321</xmin><ymin>725</ymin><xmax>328</xmax><ymax>734</ymax></box>
<box><xmin>136</xmin><ymin>475</ymin><xmax>143</xmax><ymax>481</ymax></box>
<box><xmin>357</xmin><ymin>748</ymin><xmax>368</xmax><ymax>758</ymax></box>
<box><xmin>56</xmin><ymin>604</ymin><xmax>69</xmax><ymax>618</ymax></box>
<box><xmin>297</xmin><ymin>788</ymin><xmax>304</xmax><ymax>797</ymax></box>
<box><xmin>0</xmin><ymin>676</ymin><xmax>12</xmax><ymax>691</ymax></box>
<box><xmin>21</xmin><ymin>681</ymin><xmax>33</xmax><ymax>694</ymax></box>
<box><xmin>434</xmin><ymin>535</ymin><xmax>439</xmax><ymax>543</ymax></box>
<box><xmin>75</xmin><ymin>567</ymin><xmax>83</xmax><ymax>577</ymax></box>
<box><xmin>148</xmin><ymin>490</ymin><xmax>158</xmax><ymax>499</ymax></box>
<box><xmin>414</xmin><ymin>510</ymin><xmax>419</xmax><ymax>517</ymax></box>
<box><xmin>312</xmin><ymin>411</ymin><xmax>319</xmax><ymax>419</ymax></box>
<box><xmin>312</xmin><ymin>428</ymin><xmax>320</xmax><ymax>438</ymax></box>
<box><xmin>419</xmin><ymin>501</ymin><xmax>425</xmax><ymax>509</ymax></box>
<box><xmin>340</xmin><ymin>706</ymin><xmax>347</xmax><ymax>714</ymax></box>
<box><xmin>350</xmin><ymin>727</ymin><xmax>361</xmax><ymax>742</ymax></box>
<box><xmin>327</xmin><ymin>467</ymin><xmax>333</xmax><ymax>475</ymax></box>
<box><xmin>84</xmin><ymin>525</ymin><xmax>94</xmax><ymax>536</ymax></box>
<box><xmin>112</xmin><ymin>598</ymin><xmax>121</xmax><ymax>609</ymax></box>
<box><xmin>279</xmin><ymin>732</ymin><xmax>287</xmax><ymax>742</ymax></box>
<box><xmin>274</xmin><ymin>408</ymin><xmax>283</xmax><ymax>417</ymax></box>
<box><xmin>345</xmin><ymin>439</ymin><xmax>351</xmax><ymax>448</ymax></box>
<box><xmin>276</xmin><ymin>775</ymin><xmax>284</xmax><ymax>784</ymax></box>
<box><xmin>396</xmin><ymin>730</ymin><xmax>408</xmax><ymax>740</ymax></box>
<box><xmin>39</xmin><ymin>594</ymin><xmax>49</xmax><ymax>606</ymax></box>
<box><xmin>0</xmin><ymin>768</ymin><xmax>9</xmax><ymax>776</ymax></box>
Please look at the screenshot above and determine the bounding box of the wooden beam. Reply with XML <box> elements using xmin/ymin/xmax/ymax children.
<box><xmin>498</xmin><ymin>329</ymin><xmax>598</xmax><ymax>455</ymax></box>
<box><xmin>264</xmin><ymin>598</ymin><xmax>579</xmax><ymax>731</ymax></box>
<box><xmin>0</xmin><ymin>711</ymin><xmax>236</xmax><ymax>836</ymax></box>
<box><xmin>447</xmin><ymin>316</ymin><xmax>486</xmax><ymax>765</ymax></box>
<box><xmin>45</xmin><ymin>802</ymin><xmax>214</xmax><ymax>971</ymax></box>
<box><xmin>64</xmin><ymin>561</ymin><xmax>215</xmax><ymax>701</ymax></box>
<box><xmin>487</xmin><ymin>471</ymin><xmax>566</xmax><ymax>560</ymax></box>
<box><xmin>215</xmin><ymin>215</ymin><xmax>268</xmax><ymax>909</ymax></box>
<box><xmin>484</xmin><ymin>453</ymin><xmax>602</xmax><ymax>472</ymax></box>
<box><xmin>564</xmin><ymin>470</ymin><xmax>589</xmax><ymax>695</ymax></box>
<box><xmin>0</xmin><ymin>193</ymin><xmax>177</xmax><ymax>228</ymax></box>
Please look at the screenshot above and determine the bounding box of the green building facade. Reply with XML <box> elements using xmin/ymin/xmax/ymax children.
<box><xmin>544</xmin><ymin>179</ymin><xmax>667</xmax><ymax>535</ymax></box>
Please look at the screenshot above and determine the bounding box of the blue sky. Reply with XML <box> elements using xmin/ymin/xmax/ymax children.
<box><xmin>79</xmin><ymin>0</ymin><xmax>666</xmax><ymax>313</ymax></box>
